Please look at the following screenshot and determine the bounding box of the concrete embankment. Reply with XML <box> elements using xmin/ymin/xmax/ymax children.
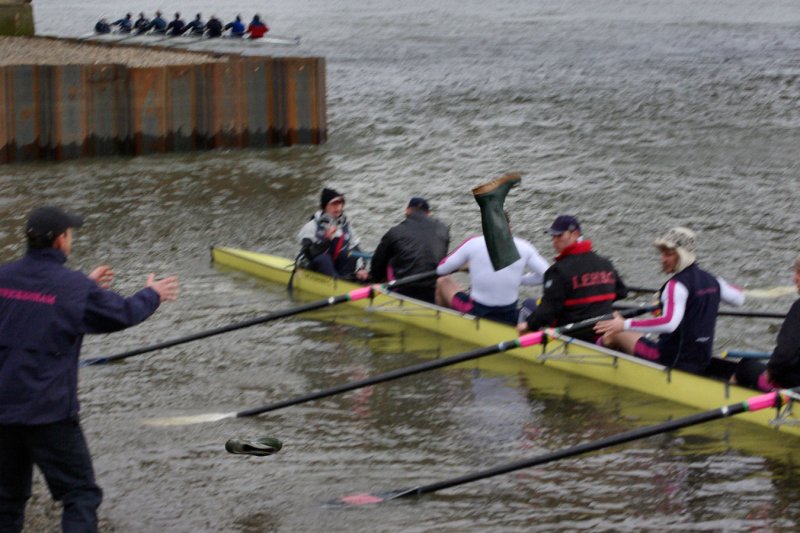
<box><xmin>0</xmin><ymin>36</ymin><xmax>326</xmax><ymax>163</ymax></box>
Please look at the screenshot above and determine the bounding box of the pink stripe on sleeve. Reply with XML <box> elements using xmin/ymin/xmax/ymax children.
<box><xmin>630</xmin><ymin>280</ymin><xmax>677</xmax><ymax>329</ymax></box>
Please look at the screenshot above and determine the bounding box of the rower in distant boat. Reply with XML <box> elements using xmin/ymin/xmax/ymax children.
<box><xmin>133</xmin><ymin>12</ymin><xmax>150</xmax><ymax>35</ymax></box>
<box><xmin>111</xmin><ymin>13</ymin><xmax>133</xmax><ymax>33</ymax></box>
<box><xmin>247</xmin><ymin>14</ymin><xmax>269</xmax><ymax>39</ymax></box>
<box><xmin>183</xmin><ymin>13</ymin><xmax>205</xmax><ymax>36</ymax></box>
<box><xmin>224</xmin><ymin>15</ymin><xmax>247</xmax><ymax>38</ymax></box>
<box><xmin>205</xmin><ymin>15</ymin><xmax>224</xmax><ymax>39</ymax></box>
<box><xmin>147</xmin><ymin>11</ymin><xmax>167</xmax><ymax>35</ymax></box>
<box><xmin>595</xmin><ymin>226</ymin><xmax>744</xmax><ymax>374</ymax></box>
<box><xmin>94</xmin><ymin>18</ymin><xmax>111</xmax><ymax>34</ymax></box>
<box><xmin>166</xmin><ymin>12</ymin><xmax>185</xmax><ymax>36</ymax></box>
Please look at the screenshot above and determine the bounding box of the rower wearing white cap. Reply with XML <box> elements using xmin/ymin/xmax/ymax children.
<box><xmin>595</xmin><ymin>226</ymin><xmax>745</xmax><ymax>374</ymax></box>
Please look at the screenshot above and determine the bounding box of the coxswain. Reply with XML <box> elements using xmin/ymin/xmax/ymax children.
<box><xmin>247</xmin><ymin>14</ymin><xmax>269</xmax><ymax>39</ymax></box>
<box><xmin>224</xmin><ymin>15</ymin><xmax>246</xmax><ymax>38</ymax></box>
<box><xmin>298</xmin><ymin>187</ymin><xmax>368</xmax><ymax>281</ymax></box>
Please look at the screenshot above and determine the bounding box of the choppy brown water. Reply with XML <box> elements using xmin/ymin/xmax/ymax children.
<box><xmin>6</xmin><ymin>0</ymin><xmax>800</xmax><ymax>531</ymax></box>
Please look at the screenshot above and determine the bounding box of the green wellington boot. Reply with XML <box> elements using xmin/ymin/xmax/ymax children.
<box><xmin>225</xmin><ymin>436</ymin><xmax>283</xmax><ymax>456</ymax></box>
<box><xmin>472</xmin><ymin>172</ymin><xmax>522</xmax><ymax>270</ymax></box>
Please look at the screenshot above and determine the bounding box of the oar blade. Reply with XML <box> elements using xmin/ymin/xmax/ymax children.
<box><xmin>141</xmin><ymin>411</ymin><xmax>236</xmax><ymax>427</ymax></box>
<box><xmin>745</xmin><ymin>286</ymin><xmax>796</xmax><ymax>299</ymax></box>
<box><xmin>332</xmin><ymin>489</ymin><xmax>411</xmax><ymax>506</ymax></box>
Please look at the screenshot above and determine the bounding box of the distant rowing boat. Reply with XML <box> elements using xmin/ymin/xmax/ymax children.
<box><xmin>79</xmin><ymin>31</ymin><xmax>301</xmax><ymax>48</ymax></box>
<box><xmin>211</xmin><ymin>246</ymin><xmax>800</xmax><ymax>437</ymax></box>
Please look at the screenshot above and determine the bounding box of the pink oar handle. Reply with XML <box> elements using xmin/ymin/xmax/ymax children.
<box><xmin>348</xmin><ymin>286</ymin><xmax>374</xmax><ymax>301</ymax></box>
<box><xmin>746</xmin><ymin>391</ymin><xmax>778</xmax><ymax>412</ymax></box>
<box><xmin>519</xmin><ymin>331</ymin><xmax>544</xmax><ymax>348</ymax></box>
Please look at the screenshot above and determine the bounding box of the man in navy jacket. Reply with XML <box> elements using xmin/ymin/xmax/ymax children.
<box><xmin>0</xmin><ymin>206</ymin><xmax>179</xmax><ymax>532</ymax></box>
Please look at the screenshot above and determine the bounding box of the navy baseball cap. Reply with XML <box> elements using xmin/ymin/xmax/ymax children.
<box><xmin>26</xmin><ymin>206</ymin><xmax>84</xmax><ymax>239</ymax></box>
<box><xmin>547</xmin><ymin>214</ymin><xmax>581</xmax><ymax>235</ymax></box>
<box><xmin>407</xmin><ymin>197</ymin><xmax>430</xmax><ymax>212</ymax></box>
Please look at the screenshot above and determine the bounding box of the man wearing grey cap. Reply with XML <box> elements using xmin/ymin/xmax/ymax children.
<box><xmin>369</xmin><ymin>197</ymin><xmax>450</xmax><ymax>303</ymax></box>
<box><xmin>595</xmin><ymin>226</ymin><xmax>744</xmax><ymax>374</ymax></box>
<box><xmin>0</xmin><ymin>206</ymin><xmax>179</xmax><ymax>532</ymax></box>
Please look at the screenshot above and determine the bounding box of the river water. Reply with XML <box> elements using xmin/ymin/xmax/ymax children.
<box><xmin>6</xmin><ymin>0</ymin><xmax>800</xmax><ymax>531</ymax></box>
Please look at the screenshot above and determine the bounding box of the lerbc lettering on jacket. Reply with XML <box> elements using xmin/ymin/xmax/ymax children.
<box><xmin>526</xmin><ymin>240</ymin><xmax>626</xmax><ymax>341</ymax></box>
<box><xmin>0</xmin><ymin>248</ymin><xmax>161</xmax><ymax>425</ymax></box>
<box><xmin>571</xmin><ymin>271</ymin><xmax>616</xmax><ymax>291</ymax></box>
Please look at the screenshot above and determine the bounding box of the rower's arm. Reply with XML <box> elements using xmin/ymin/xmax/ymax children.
<box><xmin>718</xmin><ymin>277</ymin><xmax>745</xmax><ymax>307</ymax></box>
<box><xmin>625</xmin><ymin>279</ymin><xmax>687</xmax><ymax>334</ymax></box>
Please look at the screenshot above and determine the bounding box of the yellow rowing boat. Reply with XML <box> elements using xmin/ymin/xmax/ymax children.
<box><xmin>212</xmin><ymin>246</ymin><xmax>800</xmax><ymax>437</ymax></box>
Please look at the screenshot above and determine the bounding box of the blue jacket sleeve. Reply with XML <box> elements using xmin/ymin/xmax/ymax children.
<box><xmin>83</xmin><ymin>284</ymin><xmax>161</xmax><ymax>334</ymax></box>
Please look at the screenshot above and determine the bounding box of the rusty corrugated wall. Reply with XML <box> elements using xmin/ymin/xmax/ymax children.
<box><xmin>0</xmin><ymin>56</ymin><xmax>327</xmax><ymax>163</ymax></box>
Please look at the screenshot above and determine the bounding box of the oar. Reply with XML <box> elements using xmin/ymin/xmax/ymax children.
<box><xmin>142</xmin><ymin>306</ymin><xmax>656</xmax><ymax>427</ymax></box>
<box><xmin>626</xmin><ymin>285</ymin><xmax>795</xmax><ymax>300</ymax></box>
<box><xmin>612</xmin><ymin>302</ymin><xmax>785</xmax><ymax>320</ymax></box>
<box><xmin>554</xmin><ymin>304</ymin><xmax>659</xmax><ymax>336</ymax></box>
<box><xmin>142</xmin><ymin>332</ymin><xmax>545</xmax><ymax>427</ymax></box>
<box><xmin>81</xmin><ymin>271</ymin><xmax>436</xmax><ymax>367</ymax></box>
<box><xmin>336</xmin><ymin>389</ymin><xmax>789</xmax><ymax>505</ymax></box>
<box><xmin>626</xmin><ymin>285</ymin><xmax>658</xmax><ymax>294</ymax></box>
<box><xmin>721</xmin><ymin>350</ymin><xmax>770</xmax><ymax>360</ymax></box>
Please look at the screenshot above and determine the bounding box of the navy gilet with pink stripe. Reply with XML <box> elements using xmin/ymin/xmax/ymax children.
<box><xmin>657</xmin><ymin>263</ymin><xmax>721</xmax><ymax>373</ymax></box>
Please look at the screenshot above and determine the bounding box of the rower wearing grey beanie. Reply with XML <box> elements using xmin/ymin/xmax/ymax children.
<box><xmin>297</xmin><ymin>187</ymin><xmax>368</xmax><ymax>280</ymax></box>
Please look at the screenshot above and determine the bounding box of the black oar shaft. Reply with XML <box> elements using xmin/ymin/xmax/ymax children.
<box><xmin>81</xmin><ymin>293</ymin><xmax>356</xmax><ymax>366</ymax></box>
<box><xmin>556</xmin><ymin>304</ymin><xmax>659</xmax><ymax>336</ymax></box>
<box><xmin>392</xmin><ymin>395</ymin><xmax>773</xmax><ymax>499</ymax></box>
<box><xmin>627</xmin><ymin>285</ymin><xmax>658</xmax><ymax>294</ymax></box>
<box><xmin>236</xmin><ymin>338</ymin><xmax>526</xmax><ymax>418</ymax></box>
<box><xmin>237</xmin><ymin>306</ymin><xmax>656</xmax><ymax>418</ymax></box>
<box><xmin>383</xmin><ymin>270</ymin><xmax>437</xmax><ymax>289</ymax></box>
<box><xmin>612</xmin><ymin>302</ymin><xmax>785</xmax><ymax>320</ymax></box>
<box><xmin>715</xmin><ymin>309</ymin><xmax>786</xmax><ymax>319</ymax></box>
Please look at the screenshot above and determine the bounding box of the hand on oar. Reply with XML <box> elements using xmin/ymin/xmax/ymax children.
<box><xmin>335</xmin><ymin>389</ymin><xmax>793</xmax><ymax>505</ymax></box>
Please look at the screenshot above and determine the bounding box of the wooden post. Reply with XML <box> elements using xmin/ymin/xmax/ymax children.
<box><xmin>0</xmin><ymin>1</ymin><xmax>34</xmax><ymax>37</ymax></box>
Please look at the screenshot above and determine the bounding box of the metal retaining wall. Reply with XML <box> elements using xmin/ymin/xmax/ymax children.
<box><xmin>0</xmin><ymin>56</ymin><xmax>327</xmax><ymax>163</ymax></box>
